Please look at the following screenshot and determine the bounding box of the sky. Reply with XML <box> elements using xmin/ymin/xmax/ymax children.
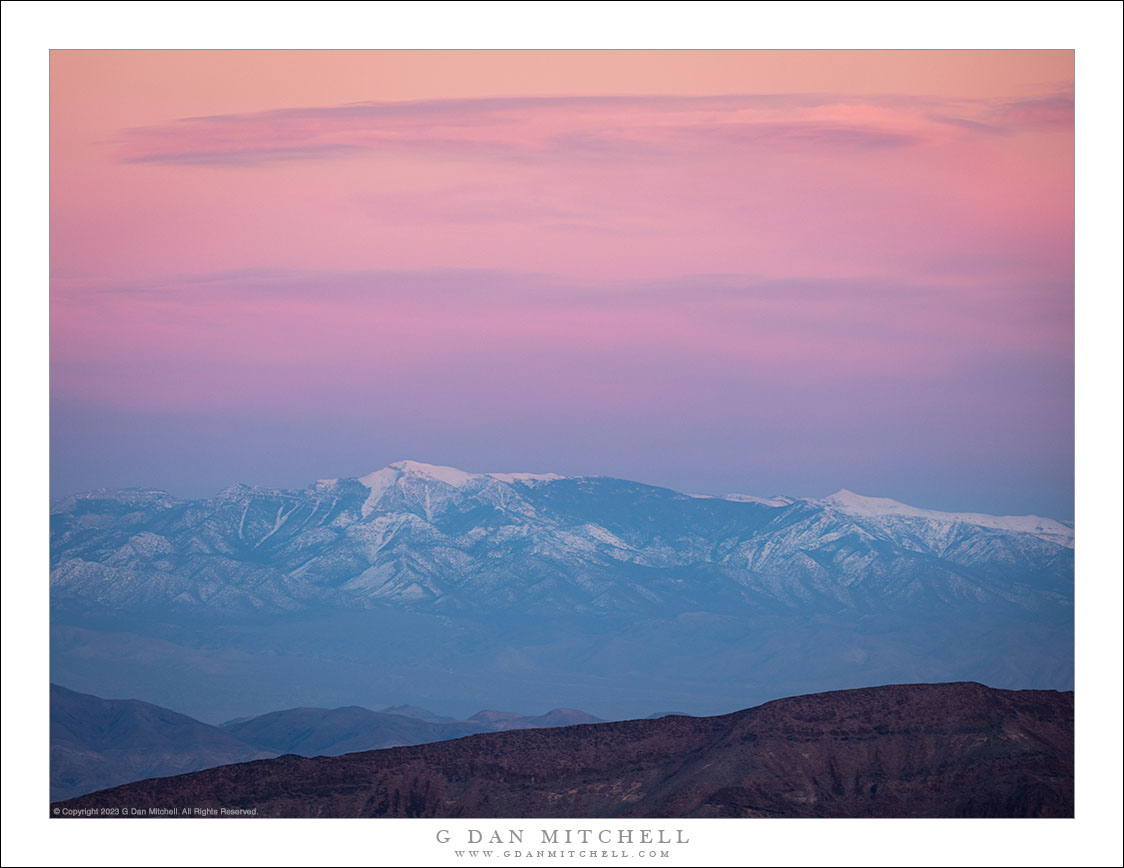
<box><xmin>49</xmin><ymin>50</ymin><xmax>1074</xmax><ymax>517</ymax></box>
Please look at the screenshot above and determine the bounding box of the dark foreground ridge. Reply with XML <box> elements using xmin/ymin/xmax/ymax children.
<box><xmin>53</xmin><ymin>682</ymin><xmax>1073</xmax><ymax>818</ymax></box>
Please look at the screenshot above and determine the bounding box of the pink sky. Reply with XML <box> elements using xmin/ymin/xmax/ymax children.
<box><xmin>49</xmin><ymin>51</ymin><xmax>1074</xmax><ymax>515</ymax></box>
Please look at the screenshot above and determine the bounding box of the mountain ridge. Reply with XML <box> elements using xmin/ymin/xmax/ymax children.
<box><xmin>52</xmin><ymin>682</ymin><xmax>1075</xmax><ymax>818</ymax></box>
<box><xmin>50</xmin><ymin>459</ymin><xmax>1073</xmax><ymax>616</ymax></box>
<box><xmin>50</xmin><ymin>460</ymin><xmax>1073</xmax><ymax>723</ymax></box>
<box><xmin>55</xmin><ymin>459</ymin><xmax>1073</xmax><ymax>539</ymax></box>
<box><xmin>49</xmin><ymin>684</ymin><xmax>275</xmax><ymax>802</ymax></box>
<box><xmin>51</xmin><ymin>683</ymin><xmax>606</xmax><ymax>800</ymax></box>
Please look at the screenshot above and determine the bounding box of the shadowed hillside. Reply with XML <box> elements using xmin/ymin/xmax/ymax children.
<box><xmin>53</xmin><ymin>682</ymin><xmax>1073</xmax><ymax>818</ymax></box>
<box><xmin>49</xmin><ymin>685</ymin><xmax>274</xmax><ymax>802</ymax></box>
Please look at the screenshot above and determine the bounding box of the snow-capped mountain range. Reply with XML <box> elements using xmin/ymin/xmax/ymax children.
<box><xmin>50</xmin><ymin>460</ymin><xmax>1073</xmax><ymax>722</ymax></box>
<box><xmin>51</xmin><ymin>459</ymin><xmax>1072</xmax><ymax>616</ymax></box>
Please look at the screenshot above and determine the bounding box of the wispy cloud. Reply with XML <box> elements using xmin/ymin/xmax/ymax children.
<box><xmin>115</xmin><ymin>91</ymin><xmax>1070</xmax><ymax>169</ymax></box>
<box><xmin>52</xmin><ymin>266</ymin><xmax>1073</xmax><ymax>382</ymax></box>
<box><xmin>993</xmin><ymin>94</ymin><xmax>1074</xmax><ymax>128</ymax></box>
<box><xmin>124</xmin><ymin>143</ymin><xmax>369</xmax><ymax>167</ymax></box>
<box><xmin>927</xmin><ymin>114</ymin><xmax>1010</xmax><ymax>135</ymax></box>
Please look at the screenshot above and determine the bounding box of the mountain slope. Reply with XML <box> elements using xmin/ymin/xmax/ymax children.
<box><xmin>219</xmin><ymin>706</ymin><xmax>486</xmax><ymax>756</ymax></box>
<box><xmin>50</xmin><ymin>459</ymin><xmax>1072</xmax><ymax>617</ymax></box>
<box><xmin>49</xmin><ymin>461</ymin><xmax>1073</xmax><ymax>722</ymax></box>
<box><xmin>52</xmin><ymin>682</ymin><xmax>1074</xmax><ymax>818</ymax></box>
<box><xmin>49</xmin><ymin>684</ymin><xmax>274</xmax><ymax>801</ymax></box>
<box><xmin>53</xmin><ymin>685</ymin><xmax>607</xmax><ymax>799</ymax></box>
<box><xmin>220</xmin><ymin>705</ymin><xmax>602</xmax><ymax>756</ymax></box>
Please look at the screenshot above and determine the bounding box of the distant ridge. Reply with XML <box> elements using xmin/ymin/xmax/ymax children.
<box><xmin>52</xmin><ymin>684</ymin><xmax>605</xmax><ymax>799</ymax></box>
<box><xmin>53</xmin><ymin>683</ymin><xmax>1073</xmax><ymax>818</ymax></box>
<box><xmin>49</xmin><ymin>684</ymin><xmax>274</xmax><ymax>802</ymax></box>
<box><xmin>221</xmin><ymin>704</ymin><xmax>603</xmax><ymax>755</ymax></box>
<box><xmin>51</xmin><ymin>460</ymin><xmax>1073</xmax><ymax>723</ymax></box>
<box><xmin>51</xmin><ymin>458</ymin><xmax>1073</xmax><ymax>616</ymax></box>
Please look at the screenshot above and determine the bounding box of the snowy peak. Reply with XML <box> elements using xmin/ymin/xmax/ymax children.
<box><xmin>346</xmin><ymin>463</ymin><xmax>1072</xmax><ymax>546</ymax></box>
<box><xmin>816</xmin><ymin>489</ymin><xmax>1074</xmax><ymax>547</ymax></box>
<box><xmin>487</xmin><ymin>471</ymin><xmax>565</xmax><ymax>484</ymax></box>
<box><xmin>718</xmin><ymin>493</ymin><xmax>794</xmax><ymax>507</ymax></box>
<box><xmin>354</xmin><ymin>460</ymin><xmax>476</xmax><ymax>499</ymax></box>
<box><xmin>819</xmin><ymin>489</ymin><xmax>920</xmax><ymax>514</ymax></box>
<box><xmin>684</xmin><ymin>491</ymin><xmax>792</xmax><ymax>506</ymax></box>
<box><xmin>360</xmin><ymin>460</ymin><xmax>562</xmax><ymax>489</ymax></box>
<box><xmin>355</xmin><ymin>460</ymin><xmax>565</xmax><ymax>518</ymax></box>
<box><xmin>52</xmin><ymin>463</ymin><xmax>1074</xmax><ymax>623</ymax></box>
<box><xmin>388</xmin><ymin>460</ymin><xmax>478</xmax><ymax>487</ymax></box>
